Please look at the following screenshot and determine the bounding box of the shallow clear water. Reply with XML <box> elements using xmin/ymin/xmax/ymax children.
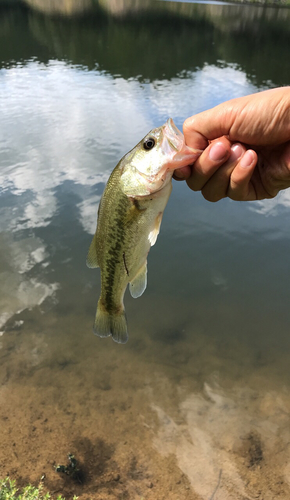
<box><xmin>1</xmin><ymin>1</ymin><xmax>290</xmax><ymax>499</ymax></box>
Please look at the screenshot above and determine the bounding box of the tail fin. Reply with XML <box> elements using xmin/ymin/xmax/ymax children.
<box><xmin>93</xmin><ymin>300</ymin><xmax>128</xmax><ymax>344</ymax></box>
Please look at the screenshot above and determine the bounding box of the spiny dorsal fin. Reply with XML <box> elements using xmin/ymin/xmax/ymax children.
<box><xmin>86</xmin><ymin>233</ymin><xmax>99</xmax><ymax>268</ymax></box>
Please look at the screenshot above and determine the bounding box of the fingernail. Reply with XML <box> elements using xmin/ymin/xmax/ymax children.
<box><xmin>240</xmin><ymin>150</ymin><xmax>255</xmax><ymax>168</ymax></box>
<box><xmin>230</xmin><ymin>144</ymin><xmax>244</xmax><ymax>162</ymax></box>
<box><xmin>209</xmin><ymin>142</ymin><xmax>228</xmax><ymax>162</ymax></box>
<box><xmin>174</xmin><ymin>169</ymin><xmax>185</xmax><ymax>179</ymax></box>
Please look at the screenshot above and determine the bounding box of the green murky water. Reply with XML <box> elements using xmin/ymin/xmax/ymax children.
<box><xmin>1</xmin><ymin>1</ymin><xmax>290</xmax><ymax>499</ymax></box>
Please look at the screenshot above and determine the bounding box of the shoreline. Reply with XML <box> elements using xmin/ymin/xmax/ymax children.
<box><xmin>1</xmin><ymin>0</ymin><xmax>290</xmax><ymax>12</ymax></box>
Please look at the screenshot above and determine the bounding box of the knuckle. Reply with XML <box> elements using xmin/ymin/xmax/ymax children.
<box><xmin>229</xmin><ymin>192</ymin><xmax>241</xmax><ymax>201</ymax></box>
<box><xmin>183</xmin><ymin>118</ymin><xmax>194</xmax><ymax>136</ymax></box>
<box><xmin>187</xmin><ymin>180</ymin><xmax>202</xmax><ymax>192</ymax></box>
<box><xmin>201</xmin><ymin>188</ymin><xmax>223</xmax><ymax>203</ymax></box>
<box><xmin>228</xmin><ymin>186</ymin><xmax>246</xmax><ymax>201</ymax></box>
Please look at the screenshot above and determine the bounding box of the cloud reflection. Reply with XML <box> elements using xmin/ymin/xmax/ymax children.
<box><xmin>77</xmin><ymin>195</ymin><xmax>102</xmax><ymax>235</ymax></box>
<box><xmin>0</xmin><ymin>233</ymin><xmax>58</xmax><ymax>332</ymax></box>
<box><xmin>0</xmin><ymin>60</ymin><xmax>258</xmax><ymax>233</ymax></box>
<box><xmin>249</xmin><ymin>190</ymin><xmax>290</xmax><ymax>217</ymax></box>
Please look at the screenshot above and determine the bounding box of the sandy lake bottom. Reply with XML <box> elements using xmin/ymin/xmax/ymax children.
<box><xmin>1</xmin><ymin>290</ymin><xmax>290</xmax><ymax>500</ymax></box>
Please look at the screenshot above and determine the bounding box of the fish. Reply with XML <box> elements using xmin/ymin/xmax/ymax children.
<box><xmin>87</xmin><ymin>118</ymin><xmax>201</xmax><ymax>344</ymax></box>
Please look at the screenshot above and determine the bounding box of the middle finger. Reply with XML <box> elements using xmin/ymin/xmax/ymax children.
<box><xmin>201</xmin><ymin>143</ymin><xmax>246</xmax><ymax>202</ymax></box>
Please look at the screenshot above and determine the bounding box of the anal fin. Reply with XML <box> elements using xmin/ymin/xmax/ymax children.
<box><xmin>129</xmin><ymin>261</ymin><xmax>147</xmax><ymax>298</ymax></box>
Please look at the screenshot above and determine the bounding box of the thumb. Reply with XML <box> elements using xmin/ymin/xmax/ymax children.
<box><xmin>183</xmin><ymin>87</ymin><xmax>290</xmax><ymax>150</ymax></box>
<box><xmin>183</xmin><ymin>105</ymin><xmax>232</xmax><ymax>150</ymax></box>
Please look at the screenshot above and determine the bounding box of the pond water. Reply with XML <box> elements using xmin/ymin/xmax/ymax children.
<box><xmin>1</xmin><ymin>1</ymin><xmax>290</xmax><ymax>499</ymax></box>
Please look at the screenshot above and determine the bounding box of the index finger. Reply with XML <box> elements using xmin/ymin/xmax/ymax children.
<box><xmin>186</xmin><ymin>136</ymin><xmax>232</xmax><ymax>191</ymax></box>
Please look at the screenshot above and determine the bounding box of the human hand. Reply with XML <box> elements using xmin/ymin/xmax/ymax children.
<box><xmin>174</xmin><ymin>87</ymin><xmax>290</xmax><ymax>201</ymax></box>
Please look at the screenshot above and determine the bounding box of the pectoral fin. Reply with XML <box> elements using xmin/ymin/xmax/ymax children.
<box><xmin>129</xmin><ymin>261</ymin><xmax>147</xmax><ymax>298</ymax></box>
<box><xmin>148</xmin><ymin>212</ymin><xmax>163</xmax><ymax>246</ymax></box>
<box><xmin>86</xmin><ymin>233</ymin><xmax>99</xmax><ymax>268</ymax></box>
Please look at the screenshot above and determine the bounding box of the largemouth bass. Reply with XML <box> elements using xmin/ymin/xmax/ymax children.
<box><xmin>87</xmin><ymin>118</ymin><xmax>201</xmax><ymax>344</ymax></box>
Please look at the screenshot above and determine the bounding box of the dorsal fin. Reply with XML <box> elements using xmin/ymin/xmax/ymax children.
<box><xmin>86</xmin><ymin>233</ymin><xmax>99</xmax><ymax>268</ymax></box>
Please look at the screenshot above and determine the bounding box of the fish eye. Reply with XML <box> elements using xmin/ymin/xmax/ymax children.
<box><xmin>143</xmin><ymin>137</ymin><xmax>156</xmax><ymax>151</ymax></box>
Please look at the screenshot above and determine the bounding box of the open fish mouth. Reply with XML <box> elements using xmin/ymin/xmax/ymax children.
<box><xmin>162</xmin><ymin>118</ymin><xmax>202</xmax><ymax>171</ymax></box>
<box><xmin>162</xmin><ymin>118</ymin><xmax>184</xmax><ymax>153</ymax></box>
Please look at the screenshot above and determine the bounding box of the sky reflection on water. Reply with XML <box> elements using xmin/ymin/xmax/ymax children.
<box><xmin>1</xmin><ymin>56</ymin><xmax>290</xmax><ymax>350</ymax></box>
<box><xmin>0</xmin><ymin>59</ymin><xmax>259</xmax><ymax>237</ymax></box>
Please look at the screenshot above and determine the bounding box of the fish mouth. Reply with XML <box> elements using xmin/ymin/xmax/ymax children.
<box><xmin>162</xmin><ymin>118</ymin><xmax>184</xmax><ymax>153</ymax></box>
<box><xmin>162</xmin><ymin>118</ymin><xmax>202</xmax><ymax>171</ymax></box>
<box><xmin>142</xmin><ymin>118</ymin><xmax>202</xmax><ymax>192</ymax></box>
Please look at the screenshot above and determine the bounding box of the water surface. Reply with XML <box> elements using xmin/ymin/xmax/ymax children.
<box><xmin>1</xmin><ymin>1</ymin><xmax>290</xmax><ymax>499</ymax></box>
